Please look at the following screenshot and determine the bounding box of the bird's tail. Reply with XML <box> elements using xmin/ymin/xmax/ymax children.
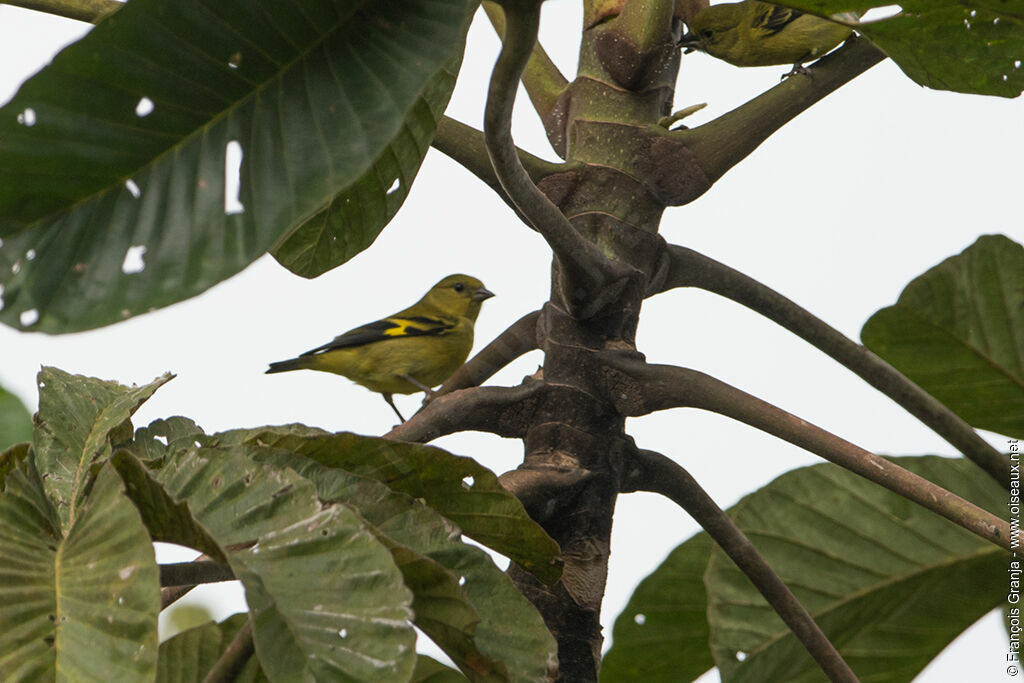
<box><xmin>265</xmin><ymin>357</ymin><xmax>313</xmax><ymax>374</ymax></box>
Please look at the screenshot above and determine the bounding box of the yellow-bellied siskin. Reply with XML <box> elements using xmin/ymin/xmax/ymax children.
<box><xmin>267</xmin><ymin>274</ymin><xmax>494</xmax><ymax>422</ymax></box>
<box><xmin>679</xmin><ymin>1</ymin><xmax>853</xmax><ymax>69</ymax></box>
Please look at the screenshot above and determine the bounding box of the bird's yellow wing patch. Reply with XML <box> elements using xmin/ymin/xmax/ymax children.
<box><xmin>301</xmin><ymin>315</ymin><xmax>455</xmax><ymax>356</ymax></box>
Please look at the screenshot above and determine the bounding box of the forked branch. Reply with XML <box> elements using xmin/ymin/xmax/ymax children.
<box><xmin>625</xmin><ymin>448</ymin><xmax>857</xmax><ymax>683</ymax></box>
<box><xmin>601</xmin><ymin>352</ymin><xmax>1017</xmax><ymax>550</ymax></box>
<box><xmin>661</xmin><ymin>244</ymin><xmax>1011</xmax><ymax>488</ymax></box>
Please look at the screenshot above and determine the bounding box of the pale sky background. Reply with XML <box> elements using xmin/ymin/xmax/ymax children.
<box><xmin>1</xmin><ymin>2</ymin><xmax>1021</xmax><ymax>680</ymax></box>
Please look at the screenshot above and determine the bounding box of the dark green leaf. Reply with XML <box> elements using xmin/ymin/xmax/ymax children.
<box><xmin>604</xmin><ymin>457</ymin><xmax>1008</xmax><ymax>683</ymax></box>
<box><xmin>0</xmin><ymin>460</ymin><xmax>159</xmax><ymax>681</ymax></box>
<box><xmin>32</xmin><ymin>367</ymin><xmax>171</xmax><ymax>530</ymax></box>
<box><xmin>220</xmin><ymin>427</ymin><xmax>563</xmax><ymax>584</ymax></box>
<box><xmin>862</xmin><ymin>234</ymin><xmax>1024</xmax><ymax>439</ymax></box>
<box><xmin>600</xmin><ymin>534</ymin><xmax>716</xmax><ymax>682</ymax></box>
<box><xmin>776</xmin><ymin>1</ymin><xmax>1024</xmax><ymax>97</ymax></box>
<box><xmin>0</xmin><ymin>0</ymin><xmax>477</xmax><ymax>332</ymax></box>
<box><xmin>0</xmin><ymin>384</ymin><xmax>32</xmax><ymax>452</ymax></box>
<box><xmin>707</xmin><ymin>456</ymin><xmax>1007</xmax><ymax>682</ymax></box>
<box><xmin>271</xmin><ymin>46</ymin><xmax>466</xmax><ymax>278</ymax></box>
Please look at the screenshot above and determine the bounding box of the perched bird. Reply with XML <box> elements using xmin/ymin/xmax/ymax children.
<box><xmin>679</xmin><ymin>1</ymin><xmax>853</xmax><ymax>69</ymax></box>
<box><xmin>267</xmin><ymin>274</ymin><xmax>494</xmax><ymax>422</ymax></box>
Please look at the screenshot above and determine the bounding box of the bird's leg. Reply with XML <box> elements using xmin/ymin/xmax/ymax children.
<box><xmin>399</xmin><ymin>374</ymin><xmax>441</xmax><ymax>410</ymax></box>
<box><xmin>382</xmin><ymin>393</ymin><xmax>406</xmax><ymax>423</ymax></box>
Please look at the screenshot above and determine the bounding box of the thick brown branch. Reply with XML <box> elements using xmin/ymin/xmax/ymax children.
<box><xmin>483</xmin><ymin>1</ymin><xmax>568</xmax><ymax>123</ymax></box>
<box><xmin>201</xmin><ymin>618</ymin><xmax>255</xmax><ymax>683</ymax></box>
<box><xmin>384</xmin><ymin>381</ymin><xmax>546</xmax><ymax>443</ymax></box>
<box><xmin>675</xmin><ymin>36</ymin><xmax>886</xmax><ymax>186</ymax></box>
<box><xmin>661</xmin><ymin>244</ymin><xmax>1011</xmax><ymax>488</ymax></box>
<box><xmin>3</xmin><ymin>0</ymin><xmax>120</xmax><ymax>22</ymax></box>
<box><xmin>627</xmin><ymin>448</ymin><xmax>857</xmax><ymax>683</ymax></box>
<box><xmin>160</xmin><ymin>560</ymin><xmax>235</xmax><ymax>587</ymax></box>
<box><xmin>602</xmin><ymin>353</ymin><xmax>1017</xmax><ymax>550</ymax></box>
<box><xmin>484</xmin><ymin>2</ymin><xmax>634</xmax><ymax>319</ymax></box>
<box><xmin>437</xmin><ymin>310</ymin><xmax>540</xmax><ymax>396</ymax></box>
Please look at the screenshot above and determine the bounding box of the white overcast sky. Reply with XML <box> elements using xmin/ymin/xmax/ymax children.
<box><xmin>1</xmin><ymin>2</ymin><xmax>1021</xmax><ymax>680</ymax></box>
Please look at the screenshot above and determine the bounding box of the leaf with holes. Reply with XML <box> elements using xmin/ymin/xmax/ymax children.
<box><xmin>154</xmin><ymin>443</ymin><xmax>416</xmax><ymax>680</ymax></box>
<box><xmin>603</xmin><ymin>457</ymin><xmax>1008</xmax><ymax>682</ymax></box>
<box><xmin>219</xmin><ymin>426</ymin><xmax>563</xmax><ymax>585</ymax></box>
<box><xmin>862</xmin><ymin>234</ymin><xmax>1024</xmax><ymax>439</ymax></box>
<box><xmin>0</xmin><ymin>460</ymin><xmax>159</xmax><ymax>681</ymax></box>
<box><xmin>31</xmin><ymin>367</ymin><xmax>171</xmax><ymax>531</ymax></box>
<box><xmin>255</xmin><ymin>447</ymin><xmax>558</xmax><ymax>682</ymax></box>
<box><xmin>0</xmin><ymin>0</ymin><xmax>477</xmax><ymax>333</ymax></box>
<box><xmin>706</xmin><ymin>456</ymin><xmax>1006</xmax><ymax>682</ymax></box>
<box><xmin>601</xmin><ymin>534</ymin><xmax>716</xmax><ymax>682</ymax></box>
<box><xmin>271</xmin><ymin>49</ymin><xmax>465</xmax><ymax>278</ymax></box>
<box><xmin>776</xmin><ymin>1</ymin><xmax>1024</xmax><ymax>97</ymax></box>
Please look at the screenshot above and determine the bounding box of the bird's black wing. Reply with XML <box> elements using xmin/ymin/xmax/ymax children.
<box><xmin>300</xmin><ymin>316</ymin><xmax>455</xmax><ymax>356</ymax></box>
<box><xmin>753</xmin><ymin>4</ymin><xmax>803</xmax><ymax>36</ymax></box>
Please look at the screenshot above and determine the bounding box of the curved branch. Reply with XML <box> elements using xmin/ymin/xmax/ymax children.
<box><xmin>626</xmin><ymin>448</ymin><xmax>857</xmax><ymax>683</ymax></box>
<box><xmin>661</xmin><ymin>244</ymin><xmax>1010</xmax><ymax>488</ymax></box>
<box><xmin>437</xmin><ymin>309</ymin><xmax>541</xmax><ymax>395</ymax></box>
<box><xmin>484</xmin><ymin>2</ymin><xmax>633</xmax><ymax>319</ymax></box>
<box><xmin>384</xmin><ymin>381</ymin><xmax>546</xmax><ymax>443</ymax></box>
<box><xmin>674</xmin><ymin>36</ymin><xmax>886</xmax><ymax>185</ymax></box>
<box><xmin>201</xmin><ymin>618</ymin><xmax>255</xmax><ymax>683</ymax></box>
<box><xmin>483</xmin><ymin>1</ymin><xmax>568</xmax><ymax>122</ymax></box>
<box><xmin>3</xmin><ymin>0</ymin><xmax>120</xmax><ymax>23</ymax></box>
<box><xmin>601</xmin><ymin>352</ymin><xmax>1017</xmax><ymax>550</ymax></box>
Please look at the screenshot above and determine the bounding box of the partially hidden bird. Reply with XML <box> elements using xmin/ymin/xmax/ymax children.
<box><xmin>266</xmin><ymin>274</ymin><xmax>494</xmax><ymax>422</ymax></box>
<box><xmin>679</xmin><ymin>1</ymin><xmax>854</xmax><ymax>69</ymax></box>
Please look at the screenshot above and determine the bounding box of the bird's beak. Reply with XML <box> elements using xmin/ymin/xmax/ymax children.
<box><xmin>678</xmin><ymin>32</ymin><xmax>700</xmax><ymax>53</ymax></box>
<box><xmin>472</xmin><ymin>287</ymin><xmax>495</xmax><ymax>302</ymax></box>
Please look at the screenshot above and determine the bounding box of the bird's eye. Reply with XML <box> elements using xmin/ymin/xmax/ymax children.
<box><xmin>453</xmin><ymin>282</ymin><xmax>465</xmax><ymax>293</ymax></box>
<box><xmin>700</xmin><ymin>29</ymin><xmax>714</xmax><ymax>40</ymax></box>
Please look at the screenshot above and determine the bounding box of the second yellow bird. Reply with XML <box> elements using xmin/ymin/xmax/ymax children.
<box><xmin>267</xmin><ymin>274</ymin><xmax>494</xmax><ymax>422</ymax></box>
<box><xmin>679</xmin><ymin>1</ymin><xmax>853</xmax><ymax>68</ymax></box>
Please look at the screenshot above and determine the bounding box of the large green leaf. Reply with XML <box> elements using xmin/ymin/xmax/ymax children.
<box><xmin>600</xmin><ymin>534</ymin><xmax>716</xmax><ymax>682</ymax></box>
<box><xmin>257</xmin><ymin>447</ymin><xmax>557</xmax><ymax>682</ymax></box>
<box><xmin>32</xmin><ymin>367</ymin><xmax>171</xmax><ymax>530</ymax></box>
<box><xmin>862</xmin><ymin>234</ymin><xmax>1024</xmax><ymax>439</ymax></box>
<box><xmin>776</xmin><ymin>1</ymin><xmax>1024</xmax><ymax>97</ymax></box>
<box><xmin>707</xmin><ymin>456</ymin><xmax>1006</xmax><ymax>682</ymax></box>
<box><xmin>0</xmin><ymin>0</ymin><xmax>477</xmax><ymax>333</ymax></box>
<box><xmin>154</xmin><ymin>444</ymin><xmax>417</xmax><ymax>682</ymax></box>
<box><xmin>0</xmin><ymin>384</ymin><xmax>32</xmax><ymax>452</ymax></box>
<box><xmin>270</xmin><ymin>47</ymin><xmax>466</xmax><ymax>278</ymax></box>
<box><xmin>220</xmin><ymin>426</ymin><xmax>563</xmax><ymax>584</ymax></box>
<box><xmin>0</xmin><ymin>460</ymin><xmax>159</xmax><ymax>681</ymax></box>
<box><xmin>603</xmin><ymin>457</ymin><xmax>1007</xmax><ymax>682</ymax></box>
